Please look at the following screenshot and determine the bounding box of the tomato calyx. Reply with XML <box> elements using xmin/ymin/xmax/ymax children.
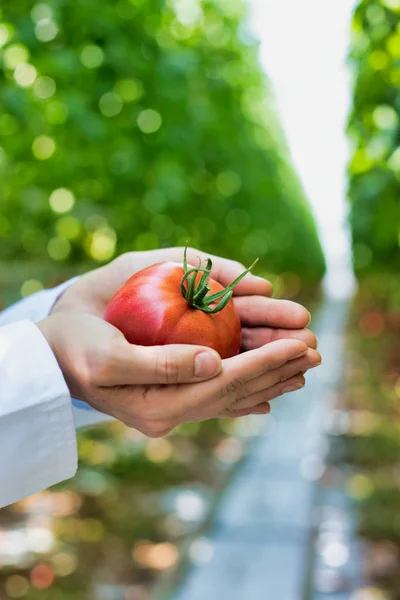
<box><xmin>180</xmin><ymin>246</ymin><xmax>259</xmax><ymax>314</ymax></box>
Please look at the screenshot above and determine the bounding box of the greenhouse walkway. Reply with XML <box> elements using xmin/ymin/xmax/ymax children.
<box><xmin>172</xmin><ymin>294</ymin><xmax>360</xmax><ymax>600</ymax></box>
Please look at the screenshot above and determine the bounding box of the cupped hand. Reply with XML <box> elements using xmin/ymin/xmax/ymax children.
<box><xmin>52</xmin><ymin>247</ymin><xmax>318</xmax><ymax>351</ymax></box>
<box><xmin>37</xmin><ymin>313</ymin><xmax>321</xmax><ymax>436</ymax></box>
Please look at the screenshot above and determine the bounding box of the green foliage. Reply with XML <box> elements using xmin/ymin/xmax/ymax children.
<box><xmin>328</xmin><ymin>281</ymin><xmax>400</xmax><ymax>595</ymax></box>
<box><xmin>0</xmin><ymin>0</ymin><xmax>324</xmax><ymax>286</ymax></box>
<box><xmin>348</xmin><ymin>0</ymin><xmax>400</xmax><ymax>276</ymax></box>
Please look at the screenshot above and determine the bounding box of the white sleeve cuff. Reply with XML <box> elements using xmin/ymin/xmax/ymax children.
<box><xmin>0</xmin><ymin>321</ymin><xmax>78</xmax><ymax>507</ymax></box>
<box><xmin>0</xmin><ymin>276</ymin><xmax>114</xmax><ymax>428</ymax></box>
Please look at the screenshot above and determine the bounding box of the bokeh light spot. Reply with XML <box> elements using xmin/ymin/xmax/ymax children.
<box><xmin>5</xmin><ymin>574</ymin><xmax>29</xmax><ymax>598</ymax></box>
<box><xmin>347</xmin><ymin>474</ymin><xmax>374</xmax><ymax>500</ymax></box>
<box><xmin>388</xmin><ymin>146</ymin><xmax>400</xmax><ymax>172</ymax></box>
<box><xmin>80</xmin><ymin>44</ymin><xmax>104</xmax><ymax>68</ymax></box>
<box><xmin>189</xmin><ymin>538</ymin><xmax>214</xmax><ymax>565</ymax></box>
<box><xmin>31</xmin><ymin>3</ymin><xmax>53</xmax><ymax>22</ymax></box>
<box><xmin>0</xmin><ymin>23</ymin><xmax>13</xmax><ymax>48</ymax></box>
<box><xmin>51</xmin><ymin>552</ymin><xmax>77</xmax><ymax>577</ymax></box>
<box><xmin>350</xmin><ymin>148</ymin><xmax>373</xmax><ymax>174</ymax></box>
<box><xmin>33</xmin><ymin>76</ymin><xmax>56</xmax><ymax>99</ymax></box>
<box><xmin>173</xmin><ymin>0</ymin><xmax>203</xmax><ymax>26</ymax></box>
<box><xmin>4</xmin><ymin>44</ymin><xmax>29</xmax><ymax>69</ymax></box>
<box><xmin>373</xmin><ymin>105</ymin><xmax>398</xmax><ymax>129</ymax></box>
<box><xmin>56</xmin><ymin>216</ymin><xmax>81</xmax><ymax>240</ymax></box>
<box><xmin>137</xmin><ymin>109</ymin><xmax>162</xmax><ymax>134</ymax></box>
<box><xmin>47</xmin><ymin>237</ymin><xmax>71</xmax><ymax>260</ymax></box>
<box><xmin>145</xmin><ymin>439</ymin><xmax>173</xmax><ymax>463</ymax></box>
<box><xmin>381</xmin><ymin>0</ymin><xmax>400</xmax><ymax>10</ymax></box>
<box><xmin>368</xmin><ymin>50</ymin><xmax>389</xmax><ymax>70</ymax></box>
<box><xmin>32</xmin><ymin>135</ymin><xmax>55</xmax><ymax>159</ymax></box>
<box><xmin>387</xmin><ymin>33</ymin><xmax>400</xmax><ymax>58</ymax></box>
<box><xmin>30</xmin><ymin>564</ymin><xmax>54</xmax><ymax>590</ymax></box>
<box><xmin>21</xmin><ymin>279</ymin><xmax>43</xmax><ymax>298</ymax></box>
<box><xmin>99</xmin><ymin>92</ymin><xmax>123</xmax><ymax>117</ymax></box>
<box><xmin>214</xmin><ymin>437</ymin><xmax>244</xmax><ymax>463</ymax></box>
<box><xmin>351</xmin><ymin>588</ymin><xmax>390</xmax><ymax>600</ymax></box>
<box><xmin>134</xmin><ymin>232</ymin><xmax>159</xmax><ymax>251</ymax></box>
<box><xmin>359</xmin><ymin>312</ymin><xmax>385</xmax><ymax>337</ymax></box>
<box><xmin>14</xmin><ymin>63</ymin><xmax>37</xmax><ymax>87</ymax></box>
<box><xmin>216</xmin><ymin>171</ymin><xmax>241</xmax><ymax>196</ymax></box>
<box><xmin>35</xmin><ymin>18</ymin><xmax>58</xmax><ymax>42</ymax></box>
<box><xmin>89</xmin><ymin>227</ymin><xmax>117</xmax><ymax>261</ymax></box>
<box><xmin>49</xmin><ymin>188</ymin><xmax>75</xmax><ymax>213</ymax></box>
<box><xmin>80</xmin><ymin>518</ymin><xmax>105</xmax><ymax>542</ymax></box>
<box><xmin>114</xmin><ymin>78</ymin><xmax>144</xmax><ymax>102</ymax></box>
<box><xmin>320</xmin><ymin>540</ymin><xmax>350</xmax><ymax>568</ymax></box>
<box><xmin>132</xmin><ymin>541</ymin><xmax>179</xmax><ymax>571</ymax></box>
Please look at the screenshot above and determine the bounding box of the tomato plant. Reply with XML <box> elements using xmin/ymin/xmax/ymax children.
<box><xmin>105</xmin><ymin>249</ymin><xmax>257</xmax><ymax>358</ymax></box>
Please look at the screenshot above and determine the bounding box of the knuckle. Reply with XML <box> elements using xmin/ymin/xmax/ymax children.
<box><xmin>112</xmin><ymin>252</ymin><xmax>131</xmax><ymax>269</ymax></box>
<box><xmin>278</xmin><ymin>364</ymin><xmax>297</xmax><ymax>383</ymax></box>
<box><xmin>279</xmin><ymin>370</ymin><xmax>289</xmax><ymax>383</ymax></box>
<box><xmin>224</xmin><ymin>377</ymin><xmax>247</xmax><ymax>396</ymax></box>
<box><xmin>92</xmin><ymin>351</ymin><xmax>115</xmax><ymax>385</ymax></box>
<box><xmin>77</xmin><ymin>354</ymin><xmax>100</xmax><ymax>389</ymax></box>
<box><xmin>221</xmin><ymin>404</ymin><xmax>237</xmax><ymax>416</ymax></box>
<box><xmin>233</xmin><ymin>260</ymin><xmax>246</xmax><ymax>272</ymax></box>
<box><xmin>155</xmin><ymin>352</ymin><xmax>181</xmax><ymax>384</ymax></box>
<box><xmin>90</xmin><ymin>337</ymin><xmax>124</xmax><ymax>386</ymax></box>
<box><xmin>238</xmin><ymin>297</ymin><xmax>253</xmax><ymax>322</ymax></box>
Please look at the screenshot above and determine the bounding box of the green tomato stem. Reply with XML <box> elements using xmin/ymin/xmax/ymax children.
<box><xmin>181</xmin><ymin>246</ymin><xmax>259</xmax><ymax>314</ymax></box>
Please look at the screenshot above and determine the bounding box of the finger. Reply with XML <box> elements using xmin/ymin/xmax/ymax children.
<box><xmin>183</xmin><ymin>248</ymin><xmax>273</xmax><ymax>297</ymax></box>
<box><xmin>205</xmin><ymin>339</ymin><xmax>308</xmax><ymax>402</ymax></box>
<box><xmin>173</xmin><ymin>338</ymin><xmax>308</xmax><ymax>422</ymax></box>
<box><xmin>220</xmin><ymin>402</ymin><xmax>271</xmax><ymax>419</ymax></box>
<box><xmin>242</xmin><ymin>327</ymin><xmax>318</xmax><ymax>351</ymax></box>
<box><xmin>249</xmin><ymin>403</ymin><xmax>272</xmax><ymax>415</ymax></box>
<box><xmin>231</xmin><ymin>374</ymin><xmax>306</xmax><ymax>411</ymax></box>
<box><xmin>111</xmin><ymin>341</ymin><xmax>222</xmax><ymax>385</ymax></box>
<box><xmin>241</xmin><ymin>349</ymin><xmax>320</xmax><ymax>398</ymax></box>
<box><xmin>234</xmin><ymin>296</ymin><xmax>311</xmax><ymax>329</ymax></box>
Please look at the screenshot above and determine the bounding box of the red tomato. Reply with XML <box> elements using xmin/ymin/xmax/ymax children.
<box><xmin>105</xmin><ymin>261</ymin><xmax>242</xmax><ymax>359</ymax></box>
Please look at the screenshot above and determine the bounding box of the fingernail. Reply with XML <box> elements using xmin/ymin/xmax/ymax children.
<box><xmin>195</xmin><ymin>352</ymin><xmax>221</xmax><ymax>378</ymax></box>
<box><xmin>310</xmin><ymin>361</ymin><xmax>322</xmax><ymax>368</ymax></box>
<box><xmin>294</xmin><ymin>349</ymin><xmax>308</xmax><ymax>359</ymax></box>
<box><xmin>253</xmin><ymin>404</ymin><xmax>271</xmax><ymax>414</ymax></box>
<box><xmin>282</xmin><ymin>382</ymin><xmax>304</xmax><ymax>394</ymax></box>
<box><xmin>307</xmin><ymin>313</ymin><xmax>312</xmax><ymax>326</ymax></box>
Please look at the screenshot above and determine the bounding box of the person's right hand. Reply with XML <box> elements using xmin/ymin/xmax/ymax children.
<box><xmin>37</xmin><ymin>312</ymin><xmax>321</xmax><ymax>437</ymax></box>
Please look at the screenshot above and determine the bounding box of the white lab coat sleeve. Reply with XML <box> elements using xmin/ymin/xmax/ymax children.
<box><xmin>0</xmin><ymin>321</ymin><xmax>77</xmax><ymax>508</ymax></box>
<box><xmin>0</xmin><ymin>280</ymin><xmax>111</xmax><ymax>429</ymax></box>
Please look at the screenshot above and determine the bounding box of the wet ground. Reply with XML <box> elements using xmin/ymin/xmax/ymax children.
<box><xmin>171</xmin><ymin>296</ymin><xmax>357</xmax><ymax>600</ymax></box>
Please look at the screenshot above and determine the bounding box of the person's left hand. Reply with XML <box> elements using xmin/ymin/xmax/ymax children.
<box><xmin>52</xmin><ymin>246</ymin><xmax>318</xmax><ymax>351</ymax></box>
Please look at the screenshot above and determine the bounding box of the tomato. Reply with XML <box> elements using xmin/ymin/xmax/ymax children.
<box><xmin>105</xmin><ymin>249</ymin><xmax>257</xmax><ymax>359</ymax></box>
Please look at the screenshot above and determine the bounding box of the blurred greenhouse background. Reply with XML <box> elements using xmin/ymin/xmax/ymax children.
<box><xmin>325</xmin><ymin>0</ymin><xmax>400</xmax><ymax>597</ymax></box>
<box><xmin>0</xmin><ymin>0</ymin><xmax>399</xmax><ymax>598</ymax></box>
<box><xmin>0</xmin><ymin>0</ymin><xmax>325</xmax><ymax>305</ymax></box>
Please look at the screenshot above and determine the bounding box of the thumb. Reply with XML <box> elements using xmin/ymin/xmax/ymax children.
<box><xmin>117</xmin><ymin>343</ymin><xmax>222</xmax><ymax>385</ymax></box>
